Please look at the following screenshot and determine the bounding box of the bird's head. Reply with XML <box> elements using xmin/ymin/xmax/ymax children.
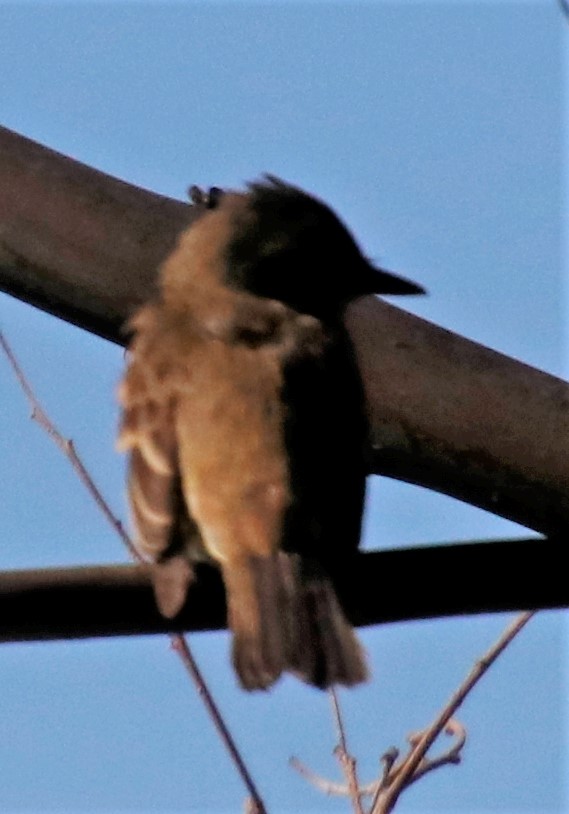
<box><xmin>220</xmin><ymin>175</ymin><xmax>424</xmax><ymax>320</ymax></box>
<box><xmin>166</xmin><ymin>176</ymin><xmax>424</xmax><ymax>322</ymax></box>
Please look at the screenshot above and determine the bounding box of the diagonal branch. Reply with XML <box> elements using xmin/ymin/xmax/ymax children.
<box><xmin>0</xmin><ymin>328</ymin><xmax>136</xmax><ymax>557</ymax></box>
<box><xmin>1</xmin><ymin>125</ymin><xmax>569</xmax><ymax>540</ymax></box>
<box><xmin>371</xmin><ymin>612</ymin><xmax>534</xmax><ymax>813</ymax></box>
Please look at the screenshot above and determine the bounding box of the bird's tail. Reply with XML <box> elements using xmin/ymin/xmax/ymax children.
<box><xmin>222</xmin><ymin>552</ymin><xmax>368</xmax><ymax>691</ymax></box>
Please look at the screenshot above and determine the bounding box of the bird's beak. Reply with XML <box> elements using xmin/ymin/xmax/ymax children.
<box><xmin>356</xmin><ymin>261</ymin><xmax>426</xmax><ymax>296</ymax></box>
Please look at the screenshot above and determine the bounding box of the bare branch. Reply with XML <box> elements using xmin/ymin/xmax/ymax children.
<box><xmin>329</xmin><ymin>688</ymin><xmax>365</xmax><ymax>814</ymax></box>
<box><xmin>406</xmin><ymin>719</ymin><xmax>466</xmax><ymax>785</ymax></box>
<box><xmin>172</xmin><ymin>635</ymin><xmax>267</xmax><ymax>814</ymax></box>
<box><xmin>0</xmin><ymin>540</ymin><xmax>563</xmax><ymax>642</ymax></box>
<box><xmin>379</xmin><ymin>748</ymin><xmax>399</xmax><ymax>786</ymax></box>
<box><xmin>372</xmin><ymin>612</ymin><xmax>534</xmax><ymax>813</ymax></box>
<box><xmin>0</xmin><ymin>125</ymin><xmax>192</xmax><ymax>341</ymax></box>
<box><xmin>0</xmin><ymin>328</ymin><xmax>136</xmax><ymax>558</ymax></box>
<box><xmin>290</xmin><ymin>755</ymin><xmax>381</xmax><ymax>799</ymax></box>
<box><xmin>289</xmin><ymin>756</ymin><xmax>351</xmax><ymax>797</ymax></box>
<box><xmin>291</xmin><ymin>611</ymin><xmax>533</xmax><ymax>813</ymax></box>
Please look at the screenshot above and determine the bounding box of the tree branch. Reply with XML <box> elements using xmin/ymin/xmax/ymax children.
<box><xmin>0</xmin><ymin>539</ymin><xmax>563</xmax><ymax>642</ymax></box>
<box><xmin>329</xmin><ymin>688</ymin><xmax>365</xmax><ymax>814</ymax></box>
<box><xmin>0</xmin><ymin>124</ymin><xmax>192</xmax><ymax>341</ymax></box>
<box><xmin>371</xmin><ymin>613</ymin><xmax>533</xmax><ymax>812</ymax></box>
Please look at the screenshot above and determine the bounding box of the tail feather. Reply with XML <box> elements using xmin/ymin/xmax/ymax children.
<box><xmin>223</xmin><ymin>553</ymin><xmax>367</xmax><ymax>691</ymax></box>
<box><xmin>289</xmin><ymin>567</ymin><xmax>368</xmax><ymax>688</ymax></box>
<box><xmin>223</xmin><ymin>555</ymin><xmax>290</xmax><ymax>690</ymax></box>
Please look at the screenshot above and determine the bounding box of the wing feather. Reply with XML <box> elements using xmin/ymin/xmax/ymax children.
<box><xmin>117</xmin><ymin>305</ymin><xmax>187</xmax><ymax>566</ymax></box>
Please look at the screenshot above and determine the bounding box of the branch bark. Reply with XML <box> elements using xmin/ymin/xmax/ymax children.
<box><xmin>0</xmin><ymin>125</ymin><xmax>192</xmax><ymax>341</ymax></box>
<box><xmin>0</xmin><ymin>538</ymin><xmax>565</xmax><ymax>642</ymax></box>
<box><xmin>1</xmin><ymin>125</ymin><xmax>569</xmax><ymax>536</ymax></box>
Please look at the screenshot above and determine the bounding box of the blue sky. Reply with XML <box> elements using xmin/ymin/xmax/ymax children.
<box><xmin>0</xmin><ymin>2</ymin><xmax>565</xmax><ymax>812</ymax></box>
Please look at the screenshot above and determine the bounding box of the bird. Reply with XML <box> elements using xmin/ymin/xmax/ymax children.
<box><xmin>117</xmin><ymin>176</ymin><xmax>424</xmax><ymax>691</ymax></box>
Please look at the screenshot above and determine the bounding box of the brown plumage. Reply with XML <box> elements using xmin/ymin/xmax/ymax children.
<box><xmin>117</xmin><ymin>177</ymin><xmax>423</xmax><ymax>690</ymax></box>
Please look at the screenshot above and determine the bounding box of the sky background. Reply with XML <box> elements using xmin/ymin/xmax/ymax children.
<box><xmin>0</xmin><ymin>1</ymin><xmax>565</xmax><ymax>812</ymax></box>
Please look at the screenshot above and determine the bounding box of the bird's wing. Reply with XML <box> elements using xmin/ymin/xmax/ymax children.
<box><xmin>117</xmin><ymin>304</ymin><xmax>198</xmax><ymax>617</ymax></box>
<box><xmin>275</xmin><ymin>316</ymin><xmax>368</xmax><ymax>568</ymax></box>
<box><xmin>116</xmin><ymin>295</ymin><xmax>292</xmax><ymax>617</ymax></box>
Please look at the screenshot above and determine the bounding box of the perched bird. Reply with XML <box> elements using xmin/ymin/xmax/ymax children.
<box><xmin>117</xmin><ymin>176</ymin><xmax>423</xmax><ymax>690</ymax></box>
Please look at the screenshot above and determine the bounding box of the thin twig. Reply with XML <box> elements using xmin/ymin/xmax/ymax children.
<box><xmin>172</xmin><ymin>635</ymin><xmax>266</xmax><ymax>813</ymax></box>
<box><xmin>372</xmin><ymin>611</ymin><xmax>535</xmax><ymax>813</ymax></box>
<box><xmin>290</xmin><ymin>756</ymin><xmax>380</xmax><ymax>799</ymax></box>
<box><xmin>402</xmin><ymin>718</ymin><xmax>465</xmax><ymax>787</ymax></box>
<box><xmin>0</xmin><ymin>330</ymin><xmax>136</xmax><ymax>556</ymax></box>
<box><xmin>293</xmin><ymin>612</ymin><xmax>533</xmax><ymax>812</ymax></box>
<box><xmin>289</xmin><ymin>756</ymin><xmax>350</xmax><ymax>797</ymax></box>
<box><xmin>0</xmin><ymin>327</ymin><xmax>267</xmax><ymax>814</ymax></box>
<box><xmin>329</xmin><ymin>688</ymin><xmax>365</xmax><ymax>814</ymax></box>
